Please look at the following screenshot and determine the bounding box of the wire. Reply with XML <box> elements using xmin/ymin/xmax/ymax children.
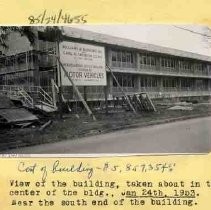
<box><xmin>172</xmin><ymin>25</ymin><xmax>211</xmax><ymax>38</ymax></box>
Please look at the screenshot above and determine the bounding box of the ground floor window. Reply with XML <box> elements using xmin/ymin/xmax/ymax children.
<box><xmin>140</xmin><ymin>76</ymin><xmax>159</xmax><ymax>87</ymax></box>
<box><xmin>163</xmin><ymin>77</ymin><xmax>178</xmax><ymax>88</ymax></box>
<box><xmin>181</xmin><ymin>78</ymin><xmax>194</xmax><ymax>88</ymax></box>
<box><xmin>113</xmin><ymin>74</ymin><xmax>135</xmax><ymax>87</ymax></box>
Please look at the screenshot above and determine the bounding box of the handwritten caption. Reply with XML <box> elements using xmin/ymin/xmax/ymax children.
<box><xmin>17</xmin><ymin>160</ymin><xmax>176</xmax><ymax>182</ymax></box>
<box><xmin>28</xmin><ymin>9</ymin><xmax>88</xmax><ymax>24</ymax></box>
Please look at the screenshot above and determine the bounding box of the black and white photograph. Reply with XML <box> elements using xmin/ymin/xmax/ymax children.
<box><xmin>0</xmin><ymin>25</ymin><xmax>211</xmax><ymax>154</ymax></box>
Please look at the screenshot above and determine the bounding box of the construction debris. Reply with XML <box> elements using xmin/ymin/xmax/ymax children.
<box><xmin>0</xmin><ymin>108</ymin><xmax>38</xmax><ymax>124</ymax></box>
<box><xmin>168</xmin><ymin>105</ymin><xmax>193</xmax><ymax>111</ymax></box>
<box><xmin>174</xmin><ymin>101</ymin><xmax>192</xmax><ymax>106</ymax></box>
<box><xmin>35</xmin><ymin>103</ymin><xmax>57</xmax><ymax>113</ymax></box>
<box><xmin>39</xmin><ymin>120</ymin><xmax>52</xmax><ymax>132</ymax></box>
<box><xmin>0</xmin><ymin>94</ymin><xmax>15</xmax><ymax>109</ymax></box>
<box><xmin>0</xmin><ymin>94</ymin><xmax>38</xmax><ymax>126</ymax></box>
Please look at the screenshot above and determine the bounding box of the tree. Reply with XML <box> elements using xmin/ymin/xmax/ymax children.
<box><xmin>40</xmin><ymin>26</ymin><xmax>64</xmax><ymax>42</ymax></box>
<box><xmin>0</xmin><ymin>26</ymin><xmax>36</xmax><ymax>48</ymax></box>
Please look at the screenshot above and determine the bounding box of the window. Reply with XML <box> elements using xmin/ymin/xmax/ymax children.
<box><xmin>151</xmin><ymin>57</ymin><xmax>156</xmax><ymax>66</ymax></box>
<box><xmin>111</xmin><ymin>51</ymin><xmax>117</xmax><ymax>62</ymax></box>
<box><xmin>181</xmin><ymin>78</ymin><xmax>194</xmax><ymax>88</ymax></box>
<box><xmin>161</xmin><ymin>58</ymin><xmax>176</xmax><ymax>68</ymax></box>
<box><xmin>163</xmin><ymin>78</ymin><xmax>178</xmax><ymax>88</ymax></box>
<box><xmin>126</xmin><ymin>53</ymin><xmax>133</xmax><ymax>63</ymax></box>
<box><xmin>140</xmin><ymin>76</ymin><xmax>158</xmax><ymax>87</ymax></box>
<box><xmin>113</xmin><ymin>74</ymin><xmax>135</xmax><ymax>87</ymax></box>
<box><xmin>117</xmin><ymin>51</ymin><xmax>121</xmax><ymax>62</ymax></box>
<box><xmin>122</xmin><ymin>52</ymin><xmax>126</xmax><ymax>62</ymax></box>
<box><xmin>194</xmin><ymin>63</ymin><xmax>203</xmax><ymax>72</ymax></box>
<box><xmin>179</xmin><ymin>60</ymin><xmax>193</xmax><ymax>71</ymax></box>
<box><xmin>111</xmin><ymin>50</ymin><xmax>134</xmax><ymax>68</ymax></box>
<box><xmin>140</xmin><ymin>54</ymin><xmax>156</xmax><ymax>66</ymax></box>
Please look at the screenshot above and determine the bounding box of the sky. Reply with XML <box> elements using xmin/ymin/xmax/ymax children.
<box><xmin>70</xmin><ymin>25</ymin><xmax>211</xmax><ymax>57</ymax></box>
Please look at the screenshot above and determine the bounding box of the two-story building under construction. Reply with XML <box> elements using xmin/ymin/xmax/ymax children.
<box><xmin>0</xmin><ymin>26</ymin><xmax>211</xmax><ymax>106</ymax></box>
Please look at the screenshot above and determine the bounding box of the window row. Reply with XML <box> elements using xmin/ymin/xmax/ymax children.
<box><xmin>138</xmin><ymin>54</ymin><xmax>210</xmax><ymax>73</ymax></box>
<box><xmin>139</xmin><ymin>76</ymin><xmax>209</xmax><ymax>89</ymax></box>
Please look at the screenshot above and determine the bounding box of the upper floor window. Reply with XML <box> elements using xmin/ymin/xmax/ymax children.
<box><xmin>193</xmin><ymin>63</ymin><xmax>203</xmax><ymax>72</ymax></box>
<box><xmin>179</xmin><ymin>61</ymin><xmax>191</xmax><ymax>70</ymax></box>
<box><xmin>140</xmin><ymin>54</ymin><xmax>156</xmax><ymax>66</ymax></box>
<box><xmin>207</xmin><ymin>65</ymin><xmax>211</xmax><ymax>74</ymax></box>
<box><xmin>161</xmin><ymin>58</ymin><xmax>176</xmax><ymax>68</ymax></box>
<box><xmin>111</xmin><ymin>50</ymin><xmax>135</xmax><ymax>68</ymax></box>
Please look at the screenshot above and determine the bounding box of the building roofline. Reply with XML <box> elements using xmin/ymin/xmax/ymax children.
<box><xmin>62</xmin><ymin>27</ymin><xmax>211</xmax><ymax>63</ymax></box>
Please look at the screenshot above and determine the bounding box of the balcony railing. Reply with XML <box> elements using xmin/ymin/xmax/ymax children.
<box><xmin>111</xmin><ymin>61</ymin><xmax>136</xmax><ymax>69</ymax></box>
<box><xmin>0</xmin><ymin>62</ymin><xmax>35</xmax><ymax>75</ymax></box>
<box><xmin>0</xmin><ymin>51</ymin><xmax>37</xmax><ymax>75</ymax></box>
<box><xmin>139</xmin><ymin>64</ymin><xmax>211</xmax><ymax>78</ymax></box>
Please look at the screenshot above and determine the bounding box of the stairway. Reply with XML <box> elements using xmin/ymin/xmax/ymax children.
<box><xmin>0</xmin><ymin>85</ymin><xmax>57</xmax><ymax>113</ymax></box>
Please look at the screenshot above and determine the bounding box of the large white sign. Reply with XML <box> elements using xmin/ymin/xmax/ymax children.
<box><xmin>59</xmin><ymin>41</ymin><xmax>106</xmax><ymax>86</ymax></box>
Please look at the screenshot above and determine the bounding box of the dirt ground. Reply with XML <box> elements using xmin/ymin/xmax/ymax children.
<box><xmin>0</xmin><ymin>102</ymin><xmax>211</xmax><ymax>151</ymax></box>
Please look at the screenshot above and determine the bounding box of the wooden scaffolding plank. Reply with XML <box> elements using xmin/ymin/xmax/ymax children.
<box><xmin>106</xmin><ymin>65</ymin><xmax>137</xmax><ymax>114</ymax></box>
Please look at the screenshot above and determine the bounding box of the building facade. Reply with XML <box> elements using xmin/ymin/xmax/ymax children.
<box><xmin>0</xmin><ymin>27</ymin><xmax>211</xmax><ymax>102</ymax></box>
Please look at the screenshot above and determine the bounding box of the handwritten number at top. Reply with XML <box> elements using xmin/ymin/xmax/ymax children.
<box><xmin>28</xmin><ymin>10</ymin><xmax>88</xmax><ymax>24</ymax></box>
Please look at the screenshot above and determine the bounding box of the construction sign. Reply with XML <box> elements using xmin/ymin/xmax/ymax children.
<box><xmin>59</xmin><ymin>41</ymin><xmax>106</xmax><ymax>86</ymax></box>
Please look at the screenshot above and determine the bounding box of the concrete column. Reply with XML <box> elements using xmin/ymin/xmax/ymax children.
<box><xmin>134</xmin><ymin>75</ymin><xmax>140</xmax><ymax>92</ymax></box>
<box><xmin>136</xmin><ymin>52</ymin><xmax>140</xmax><ymax>71</ymax></box>
<box><xmin>106</xmin><ymin>73</ymin><xmax>113</xmax><ymax>99</ymax></box>
<box><xmin>107</xmin><ymin>48</ymin><xmax>112</xmax><ymax>67</ymax></box>
<box><xmin>176</xmin><ymin>59</ymin><xmax>180</xmax><ymax>74</ymax></box>
<box><xmin>159</xmin><ymin>76</ymin><xmax>163</xmax><ymax>92</ymax></box>
<box><xmin>207</xmin><ymin>79</ymin><xmax>211</xmax><ymax>91</ymax></box>
<box><xmin>136</xmin><ymin>52</ymin><xmax>140</xmax><ymax>92</ymax></box>
<box><xmin>156</xmin><ymin>56</ymin><xmax>161</xmax><ymax>72</ymax></box>
<box><xmin>193</xmin><ymin>78</ymin><xmax>196</xmax><ymax>91</ymax></box>
<box><xmin>179</xmin><ymin>78</ymin><xmax>182</xmax><ymax>91</ymax></box>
